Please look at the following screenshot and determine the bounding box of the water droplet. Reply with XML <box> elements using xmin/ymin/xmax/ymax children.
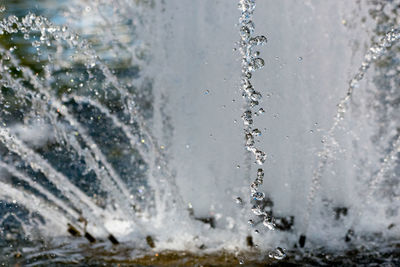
<box><xmin>257</xmin><ymin>168</ymin><xmax>264</xmax><ymax>178</ymax></box>
<box><xmin>249</xmin><ymin>58</ymin><xmax>265</xmax><ymax>71</ymax></box>
<box><xmin>250</xmin><ymin>182</ymin><xmax>259</xmax><ymax>193</ymax></box>
<box><xmin>240</xmin><ymin>26</ymin><xmax>251</xmax><ymax>40</ymax></box>
<box><xmin>32</xmin><ymin>41</ymin><xmax>41</xmax><ymax>47</ymax></box>
<box><xmin>251</xmin><ymin>205</ymin><xmax>263</xmax><ymax>216</ymax></box>
<box><xmin>252</xmin><ymin>191</ymin><xmax>265</xmax><ymax>201</ymax></box>
<box><xmin>270</xmin><ymin>247</ymin><xmax>286</xmax><ymax>260</ymax></box>
<box><xmin>252</xmin><ymin>129</ymin><xmax>261</xmax><ymax>136</ymax></box>
<box><xmin>349</xmin><ymin>78</ymin><xmax>359</xmax><ymax>89</ymax></box>
<box><xmin>254</xmin><ymin>150</ymin><xmax>266</xmax><ymax>165</ymax></box>
<box><xmin>263</xmin><ymin>218</ymin><xmax>275</xmax><ymax>230</ymax></box>
<box><xmin>250</xmin><ymin>35</ymin><xmax>268</xmax><ymax>46</ymax></box>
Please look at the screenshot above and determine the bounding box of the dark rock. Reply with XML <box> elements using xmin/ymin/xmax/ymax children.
<box><xmin>108</xmin><ymin>234</ymin><xmax>119</xmax><ymax>245</ymax></box>
<box><xmin>299</xmin><ymin>234</ymin><xmax>306</xmax><ymax>248</ymax></box>
<box><xmin>275</xmin><ymin>216</ymin><xmax>294</xmax><ymax>231</ymax></box>
<box><xmin>246</xmin><ymin>235</ymin><xmax>254</xmax><ymax>247</ymax></box>
<box><xmin>345</xmin><ymin>229</ymin><xmax>354</xmax><ymax>243</ymax></box>
<box><xmin>84</xmin><ymin>232</ymin><xmax>96</xmax><ymax>243</ymax></box>
<box><xmin>333</xmin><ymin>207</ymin><xmax>348</xmax><ymax>220</ymax></box>
<box><xmin>146</xmin><ymin>235</ymin><xmax>156</xmax><ymax>248</ymax></box>
<box><xmin>67</xmin><ymin>223</ymin><xmax>81</xmax><ymax>237</ymax></box>
<box><xmin>195</xmin><ymin>217</ymin><xmax>215</xmax><ymax>228</ymax></box>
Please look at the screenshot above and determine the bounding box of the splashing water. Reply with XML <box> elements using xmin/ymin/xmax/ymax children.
<box><xmin>1</xmin><ymin>0</ymin><xmax>400</xmax><ymax>265</ymax></box>
<box><xmin>304</xmin><ymin>28</ymin><xmax>400</xmax><ymax>233</ymax></box>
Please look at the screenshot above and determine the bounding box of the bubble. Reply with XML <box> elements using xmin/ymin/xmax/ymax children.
<box><xmin>298</xmin><ymin>56</ymin><xmax>303</xmax><ymax>61</ymax></box>
<box><xmin>235</xmin><ymin>197</ymin><xmax>243</xmax><ymax>204</ymax></box>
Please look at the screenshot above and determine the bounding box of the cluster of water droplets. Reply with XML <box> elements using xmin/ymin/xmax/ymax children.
<box><xmin>304</xmin><ymin>28</ymin><xmax>400</xmax><ymax>232</ymax></box>
<box><xmin>237</xmin><ymin>0</ymin><xmax>284</xmax><ymax>260</ymax></box>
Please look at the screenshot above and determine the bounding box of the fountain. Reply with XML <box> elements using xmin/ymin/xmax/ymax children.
<box><xmin>0</xmin><ymin>0</ymin><xmax>400</xmax><ymax>265</ymax></box>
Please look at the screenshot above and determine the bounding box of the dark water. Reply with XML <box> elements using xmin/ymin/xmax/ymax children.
<box><xmin>2</xmin><ymin>238</ymin><xmax>400</xmax><ymax>266</ymax></box>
